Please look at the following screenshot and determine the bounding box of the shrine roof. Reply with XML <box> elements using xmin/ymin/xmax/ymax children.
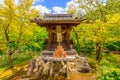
<box><xmin>31</xmin><ymin>14</ymin><xmax>84</xmax><ymax>26</ymax></box>
<box><xmin>43</xmin><ymin>14</ymin><xmax>72</xmax><ymax>20</ymax></box>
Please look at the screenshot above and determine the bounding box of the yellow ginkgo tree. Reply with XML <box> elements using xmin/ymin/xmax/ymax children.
<box><xmin>0</xmin><ymin>0</ymin><xmax>39</xmax><ymax>68</ymax></box>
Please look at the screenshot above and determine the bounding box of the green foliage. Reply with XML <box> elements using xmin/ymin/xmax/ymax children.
<box><xmin>80</xmin><ymin>41</ymin><xmax>95</xmax><ymax>52</ymax></box>
<box><xmin>23</xmin><ymin>27</ymin><xmax>47</xmax><ymax>51</ymax></box>
<box><xmin>96</xmin><ymin>53</ymin><xmax>120</xmax><ymax>80</ymax></box>
<box><xmin>12</xmin><ymin>53</ymin><xmax>31</xmax><ymax>65</ymax></box>
<box><xmin>70</xmin><ymin>13</ymin><xmax>120</xmax><ymax>57</ymax></box>
<box><xmin>0</xmin><ymin>0</ymin><xmax>120</xmax><ymax>79</ymax></box>
<box><xmin>0</xmin><ymin>0</ymin><xmax>43</xmax><ymax>67</ymax></box>
<box><xmin>0</xmin><ymin>51</ymin><xmax>40</xmax><ymax>70</ymax></box>
<box><xmin>0</xmin><ymin>50</ymin><xmax>3</xmax><ymax>55</ymax></box>
<box><xmin>106</xmin><ymin>41</ymin><xmax>120</xmax><ymax>51</ymax></box>
<box><xmin>98</xmin><ymin>70</ymin><xmax>120</xmax><ymax>80</ymax></box>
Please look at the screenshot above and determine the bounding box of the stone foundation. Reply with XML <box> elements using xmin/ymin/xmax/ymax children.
<box><xmin>26</xmin><ymin>54</ymin><xmax>92</xmax><ymax>80</ymax></box>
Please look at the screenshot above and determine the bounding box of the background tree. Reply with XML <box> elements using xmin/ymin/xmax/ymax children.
<box><xmin>0</xmin><ymin>0</ymin><xmax>40</xmax><ymax>68</ymax></box>
<box><xmin>68</xmin><ymin>0</ymin><xmax>120</xmax><ymax>62</ymax></box>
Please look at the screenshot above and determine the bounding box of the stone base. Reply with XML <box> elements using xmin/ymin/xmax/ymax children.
<box><xmin>26</xmin><ymin>51</ymin><xmax>92</xmax><ymax>80</ymax></box>
<box><xmin>76</xmin><ymin>56</ymin><xmax>92</xmax><ymax>73</ymax></box>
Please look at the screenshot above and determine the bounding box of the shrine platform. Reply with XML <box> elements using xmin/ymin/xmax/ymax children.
<box><xmin>41</xmin><ymin>49</ymin><xmax>78</xmax><ymax>60</ymax></box>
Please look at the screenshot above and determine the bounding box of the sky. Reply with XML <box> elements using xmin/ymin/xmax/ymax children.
<box><xmin>33</xmin><ymin>0</ymin><xmax>70</xmax><ymax>9</ymax></box>
<box><xmin>0</xmin><ymin>0</ymin><xmax>106</xmax><ymax>14</ymax></box>
<box><xmin>0</xmin><ymin>0</ymin><xmax>72</xmax><ymax>14</ymax></box>
<box><xmin>32</xmin><ymin>0</ymin><xmax>71</xmax><ymax>14</ymax></box>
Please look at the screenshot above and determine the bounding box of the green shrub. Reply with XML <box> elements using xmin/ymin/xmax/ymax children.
<box><xmin>106</xmin><ymin>41</ymin><xmax>120</xmax><ymax>51</ymax></box>
<box><xmin>0</xmin><ymin>50</ymin><xmax>3</xmax><ymax>55</ymax></box>
<box><xmin>98</xmin><ymin>70</ymin><xmax>120</xmax><ymax>80</ymax></box>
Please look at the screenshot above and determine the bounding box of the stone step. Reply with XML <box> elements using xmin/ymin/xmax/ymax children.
<box><xmin>46</xmin><ymin>44</ymin><xmax>71</xmax><ymax>50</ymax></box>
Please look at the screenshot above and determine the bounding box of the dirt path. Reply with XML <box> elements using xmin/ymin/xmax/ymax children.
<box><xmin>6</xmin><ymin>72</ymin><xmax>96</xmax><ymax>80</ymax></box>
<box><xmin>1</xmin><ymin>70</ymin><xmax>96</xmax><ymax>80</ymax></box>
<box><xmin>0</xmin><ymin>61</ymin><xmax>29</xmax><ymax>80</ymax></box>
<box><xmin>0</xmin><ymin>61</ymin><xmax>96</xmax><ymax>80</ymax></box>
<box><xmin>69</xmin><ymin>72</ymin><xmax>96</xmax><ymax>80</ymax></box>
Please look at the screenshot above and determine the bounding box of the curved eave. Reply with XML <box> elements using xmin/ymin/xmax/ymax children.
<box><xmin>31</xmin><ymin>19</ymin><xmax>83</xmax><ymax>26</ymax></box>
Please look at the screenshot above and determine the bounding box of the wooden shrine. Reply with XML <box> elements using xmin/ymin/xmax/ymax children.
<box><xmin>31</xmin><ymin>14</ymin><xmax>83</xmax><ymax>58</ymax></box>
<box><xmin>31</xmin><ymin>14</ymin><xmax>84</xmax><ymax>79</ymax></box>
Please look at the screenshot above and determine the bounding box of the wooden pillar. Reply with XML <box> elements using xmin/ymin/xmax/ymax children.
<box><xmin>50</xmin><ymin>60</ymin><xmax>53</xmax><ymax>80</ymax></box>
<box><xmin>66</xmin><ymin>60</ymin><xmax>69</xmax><ymax>79</ymax></box>
<box><xmin>65</xmin><ymin>25</ymin><xmax>73</xmax><ymax>44</ymax></box>
<box><xmin>46</xmin><ymin>26</ymin><xmax>52</xmax><ymax>49</ymax></box>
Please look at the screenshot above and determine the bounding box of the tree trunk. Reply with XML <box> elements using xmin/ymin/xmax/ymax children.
<box><xmin>73</xmin><ymin>28</ymin><xmax>81</xmax><ymax>54</ymax></box>
<box><xmin>8</xmin><ymin>53</ymin><xmax>13</xmax><ymax>68</ymax></box>
<box><xmin>96</xmin><ymin>43</ymin><xmax>102</xmax><ymax>63</ymax></box>
<box><xmin>29</xmin><ymin>47</ymin><xmax>32</xmax><ymax>57</ymax></box>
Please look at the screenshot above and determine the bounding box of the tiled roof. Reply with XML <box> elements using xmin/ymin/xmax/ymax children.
<box><xmin>31</xmin><ymin>14</ymin><xmax>84</xmax><ymax>26</ymax></box>
<box><xmin>43</xmin><ymin>14</ymin><xmax>73</xmax><ymax>20</ymax></box>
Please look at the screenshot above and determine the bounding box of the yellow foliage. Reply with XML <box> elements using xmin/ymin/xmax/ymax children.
<box><xmin>0</xmin><ymin>45</ymin><xmax>6</xmax><ymax>50</ymax></box>
<box><xmin>106</xmin><ymin>13</ymin><xmax>120</xmax><ymax>24</ymax></box>
<box><xmin>29</xmin><ymin>8</ymin><xmax>39</xmax><ymax>19</ymax></box>
<box><xmin>0</xmin><ymin>61</ymin><xmax>28</xmax><ymax>79</ymax></box>
<box><xmin>4</xmin><ymin>0</ymin><xmax>15</xmax><ymax>7</ymax></box>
